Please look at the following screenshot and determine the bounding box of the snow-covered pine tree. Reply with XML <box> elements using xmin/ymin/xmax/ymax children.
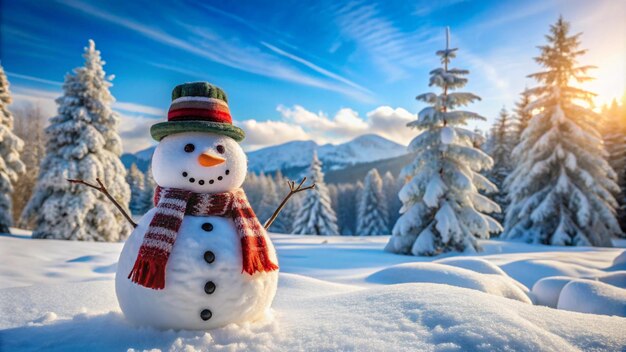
<box><xmin>327</xmin><ymin>183</ymin><xmax>340</xmax><ymax>220</ymax></box>
<box><xmin>272</xmin><ymin>176</ymin><xmax>302</xmax><ymax>234</ymax></box>
<box><xmin>382</xmin><ymin>171</ymin><xmax>401</xmax><ymax>232</ymax></box>
<box><xmin>22</xmin><ymin>40</ymin><xmax>131</xmax><ymax>241</ymax></box>
<box><xmin>504</xmin><ymin>17</ymin><xmax>622</xmax><ymax>246</ymax></box>
<box><xmin>512</xmin><ymin>88</ymin><xmax>532</xmax><ymax>148</ymax></box>
<box><xmin>140</xmin><ymin>164</ymin><xmax>156</xmax><ymax>214</ymax></box>
<box><xmin>265</xmin><ymin>172</ymin><xmax>289</xmax><ymax>233</ymax></box>
<box><xmin>601</xmin><ymin>98</ymin><xmax>626</xmax><ymax>235</ymax></box>
<box><xmin>385</xmin><ymin>28</ymin><xmax>501</xmax><ymax>256</ymax></box>
<box><xmin>293</xmin><ymin>151</ymin><xmax>339</xmax><ymax>235</ymax></box>
<box><xmin>243</xmin><ymin>172</ymin><xmax>262</xmax><ymax>210</ymax></box>
<box><xmin>335</xmin><ymin>182</ymin><xmax>362</xmax><ymax>235</ymax></box>
<box><xmin>356</xmin><ymin>168</ymin><xmax>388</xmax><ymax>235</ymax></box>
<box><xmin>126</xmin><ymin>163</ymin><xmax>145</xmax><ymax>215</ymax></box>
<box><xmin>11</xmin><ymin>103</ymin><xmax>46</xmax><ymax>227</ymax></box>
<box><xmin>258</xmin><ymin>173</ymin><xmax>282</xmax><ymax>232</ymax></box>
<box><xmin>486</xmin><ymin>107</ymin><xmax>514</xmax><ymax>224</ymax></box>
<box><xmin>0</xmin><ymin>64</ymin><xmax>25</xmax><ymax>234</ymax></box>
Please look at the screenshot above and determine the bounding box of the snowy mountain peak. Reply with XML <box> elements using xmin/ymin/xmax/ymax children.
<box><xmin>246</xmin><ymin>134</ymin><xmax>406</xmax><ymax>175</ymax></box>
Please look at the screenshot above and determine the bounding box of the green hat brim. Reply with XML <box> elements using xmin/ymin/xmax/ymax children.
<box><xmin>151</xmin><ymin>121</ymin><xmax>245</xmax><ymax>142</ymax></box>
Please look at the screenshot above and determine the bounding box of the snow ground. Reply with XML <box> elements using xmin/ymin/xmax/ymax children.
<box><xmin>1</xmin><ymin>229</ymin><xmax>626</xmax><ymax>351</ymax></box>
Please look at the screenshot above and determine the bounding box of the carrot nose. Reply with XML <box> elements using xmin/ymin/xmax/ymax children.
<box><xmin>198</xmin><ymin>152</ymin><xmax>226</xmax><ymax>167</ymax></box>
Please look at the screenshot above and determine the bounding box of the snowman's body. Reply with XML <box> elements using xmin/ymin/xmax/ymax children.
<box><xmin>116</xmin><ymin>210</ymin><xmax>278</xmax><ymax>330</ymax></box>
<box><xmin>115</xmin><ymin>128</ymin><xmax>279</xmax><ymax>330</ymax></box>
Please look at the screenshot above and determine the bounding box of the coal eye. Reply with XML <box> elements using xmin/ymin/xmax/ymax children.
<box><xmin>184</xmin><ymin>144</ymin><xmax>195</xmax><ymax>153</ymax></box>
<box><xmin>216</xmin><ymin>145</ymin><xmax>225</xmax><ymax>154</ymax></box>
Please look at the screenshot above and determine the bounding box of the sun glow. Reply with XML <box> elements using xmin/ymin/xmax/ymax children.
<box><xmin>588</xmin><ymin>52</ymin><xmax>626</xmax><ymax>109</ymax></box>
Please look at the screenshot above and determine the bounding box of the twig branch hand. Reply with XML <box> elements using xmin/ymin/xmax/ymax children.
<box><xmin>67</xmin><ymin>178</ymin><xmax>138</xmax><ymax>228</ymax></box>
<box><xmin>263</xmin><ymin>177</ymin><xmax>315</xmax><ymax>230</ymax></box>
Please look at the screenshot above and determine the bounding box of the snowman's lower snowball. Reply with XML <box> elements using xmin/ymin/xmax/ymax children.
<box><xmin>116</xmin><ymin>208</ymin><xmax>279</xmax><ymax>330</ymax></box>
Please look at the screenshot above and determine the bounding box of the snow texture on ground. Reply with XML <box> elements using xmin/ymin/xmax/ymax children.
<box><xmin>1</xmin><ymin>229</ymin><xmax>625</xmax><ymax>351</ymax></box>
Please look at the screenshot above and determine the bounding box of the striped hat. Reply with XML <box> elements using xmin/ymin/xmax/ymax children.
<box><xmin>150</xmin><ymin>82</ymin><xmax>245</xmax><ymax>142</ymax></box>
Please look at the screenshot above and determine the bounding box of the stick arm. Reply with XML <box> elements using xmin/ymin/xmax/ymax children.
<box><xmin>263</xmin><ymin>177</ymin><xmax>315</xmax><ymax>230</ymax></box>
<box><xmin>67</xmin><ymin>178</ymin><xmax>138</xmax><ymax>228</ymax></box>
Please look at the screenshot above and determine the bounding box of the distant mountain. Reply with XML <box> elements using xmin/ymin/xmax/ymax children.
<box><xmin>121</xmin><ymin>148</ymin><xmax>154</xmax><ymax>172</ymax></box>
<box><xmin>246</xmin><ymin>134</ymin><xmax>406</xmax><ymax>178</ymax></box>
<box><xmin>121</xmin><ymin>134</ymin><xmax>407</xmax><ymax>182</ymax></box>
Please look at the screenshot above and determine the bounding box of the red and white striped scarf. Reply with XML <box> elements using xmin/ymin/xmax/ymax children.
<box><xmin>128</xmin><ymin>186</ymin><xmax>279</xmax><ymax>290</ymax></box>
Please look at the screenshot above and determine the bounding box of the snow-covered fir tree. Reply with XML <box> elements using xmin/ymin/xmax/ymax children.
<box><xmin>11</xmin><ymin>103</ymin><xmax>46</xmax><ymax>227</ymax></box>
<box><xmin>327</xmin><ymin>183</ymin><xmax>340</xmax><ymax>220</ymax></box>
<box><xmin>22</xmin><ymin>40</ymin><xmax>131</xmax><ymax>241</ymax></box>
<box><xmin>126</xmin><ymin>163</ymin><xmax>145</xmax><ymax>215</ymax></box>
<box><xmin>382</xmin><ymin>171</ymin><xmax>401</xmax><ymax>232</ymax></box>
<box><xmin>258</xmin><ymin>173</ymin><xmax>282</xmax><ymax>232</ymax></box>
<box><xmin>600</xmin><ymin>98</ymin><xmax>626</xmax><ymax>234</ymax></box>
<box><xmin>385</xmin><ymin>28</ymin><xmax>501</xmax><ymax>256</ymax></box>
<box><xmin>293</xmin><ymin>151</ymin><xmax>339</xmax><ymax>235</ymax></box>
<box><xmin>356</xmin><ymin>168</ymin><xmax>388</xmax><ymax>235</ymax></box>
<box><xmin>335</xmin><ymin>182</ymin><xmax>362</xmax><ymax>235</ymax></box>
<box><xmin>140</xmin><ymin>164</ymin><xmax>156</xmax><ymax>214</ymax></box>
<box><xmin>273</xmin><ymin>184</ymin><xmax>302</xmax><ymax>234</ymax></box>
<box><xmin>512</xmin><ymin>89</ymin><xmax>533</xmax><ymax>148</ymax></box>
<box><xmin>504</xmin><ymin>17</ymin><xmax>622</xmax><ymax>245</ymax></box>
<box><xmin>486</xmin><ymin>107</ymin><xmax>514</xmax><ymax>224</ymax></box>
<box><xmin>0</xmin><ymin>64</ymin><xmax>25</xmax><ymax>234</ymax></box>
<box><xmin>244</xmin><ymin>172</ymin><xmax>266</xmax><ymax>211</ymax></box>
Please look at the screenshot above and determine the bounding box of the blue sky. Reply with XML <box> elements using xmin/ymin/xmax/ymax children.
<box><xmin>2</xmin><ymin>0</ymin><xmax>624</xmax><ymax>152</ymax></box>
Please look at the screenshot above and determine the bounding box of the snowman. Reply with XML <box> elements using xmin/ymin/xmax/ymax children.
<box><xmin>115</xmin><ymin>82</ymin><xmax>279</xmax><ymax>330</ymax></box>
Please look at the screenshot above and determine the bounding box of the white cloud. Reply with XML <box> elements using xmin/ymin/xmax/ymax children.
<box><xmin>9</xmin><ymin>85</ymin><xmax>158</xmax><ymax>153</ymax></box>
<box><xmin>9</xmin><ymin>86</ymin><xmax>415</xmax><ymax>154</ymax></box>
<box><xmin>240</xmin><ymin>104</ymin><xmax>416</xmax><ymax>151</ymax></box>
<box><xmin>366</xmin><ymin>106</ymin><xmax>416</xmax><ymax>143</ymax></box>
<box><xmin>10</xmin><ymin>87</ymin><xmax>60</xmax><ymax>118</ymax></box>
<box><xmin>117</xmin><ymin>113</ymin><xmax>157</xmax><ymax>153</ymax></box>
<box><xmin>238</xmin><ymin>120</ymin><xmax>309</xmax><ymax>151</ymax></box>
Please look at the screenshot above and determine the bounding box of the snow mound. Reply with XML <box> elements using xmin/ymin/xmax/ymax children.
<box><xmin>612</xmin><ymin>250</ymin><xmax>626</xmax><ymax>269</ymax></box>
<box><xmin>435</xmin><ymin>257</ymin><xmax>509</xmax><ymax>276</ymax></box>
<box><xmin>532</xmin><ymin>276</ymin><xmax>575</xmax><ymax>308</ymax></box>
<box><xmin>596</xmin><ymin>271</ymin><xmax>626</xmax><ymax>289</ymax></box>
<box><xmin>367</xmin><ymin>262</ymin><xmax>532</xmax><ymax>303</ymax></box>
<box><xmin>557</xmin><ymin>279</ymin><xmax>626</xmax><ymax>317</ymax></box>
<box><xmin>500</xmin><ymin>258</ymin><xmax>605</xmax><ymax>288</ymax></box>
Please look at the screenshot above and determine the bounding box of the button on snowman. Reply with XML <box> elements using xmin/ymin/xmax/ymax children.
<box><xmin>116</xmin><ymin>82</ymin><xmax>279</xmax><ymax>330</ymax></box>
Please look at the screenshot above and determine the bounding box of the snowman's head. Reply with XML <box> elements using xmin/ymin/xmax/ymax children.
<box><xmin>151</xmin><ymin>132</ymin><xmax>247</xmax><ymax>193</ymax></box>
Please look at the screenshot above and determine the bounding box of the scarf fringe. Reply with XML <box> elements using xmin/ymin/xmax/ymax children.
<box><xmin>241</xmin><ymin>236</ymin><xmax>279</xmax><ymax>275</ymax></box>
<box><xmin>128</xmin><ymin>252</ymin><xmax>166</xmax><ymax>290</ymax></box>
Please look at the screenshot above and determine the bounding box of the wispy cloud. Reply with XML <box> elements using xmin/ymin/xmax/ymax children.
<box><xmin>6</xmin><ymin>72</ymin><xmax>63</xmax><ymax>86</ymax></box>
<box><xmin>413</xmin><ymin>0</ymin><xmax>468</xmax><ymax>16</ymax></box>
<box><xmin>261</xmin><ymin>42</ymin><xmax>372</xmax><ymax>94</ymax></box>
<box><xmin>472</xmin><ymin>1</ymin><xmax>558</xmax><ymax>32</ymax></box>
<box><xmin>60</xmin><ymin>0</ymin><xmax>374</xmax><ymax>103</ymax></box>
<box><xmin>113</xmin><ymin>102</ymin><xmax>165</xmax><ymax>117</ymax></box>
<box><xmin>332</xmin><ymin>2</ymin><xmax>438</xmax><ymax>81</ymax></box>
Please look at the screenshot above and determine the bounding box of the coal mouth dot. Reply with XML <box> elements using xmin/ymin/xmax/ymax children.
<box><xmin>217</xmin><ymin>176</ymin><xmax>223</xmax><ymax>181</ymax></box>
<box><xmin>199</xmin><ymin>180</ymin><xmax>205</xmax><ymax>185</ymax></box>
<box><xmin>182</xmin><ymin>172</ymin><xmax>188</xmax><ymax>177</ymax></box>
<box><xmin>225</xmin><ymin>170</ymin><xmax>230</xmax><ymax>175</ymax></box>
<box><xmin>189</xmin><ymin>178</ymin><xmax>195</xmax><ymax>183</ymax></box>
<box><xmin>209</xmin><ymin>180</ymin><xmax>214</xmax><ymax>184</ymax></box>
